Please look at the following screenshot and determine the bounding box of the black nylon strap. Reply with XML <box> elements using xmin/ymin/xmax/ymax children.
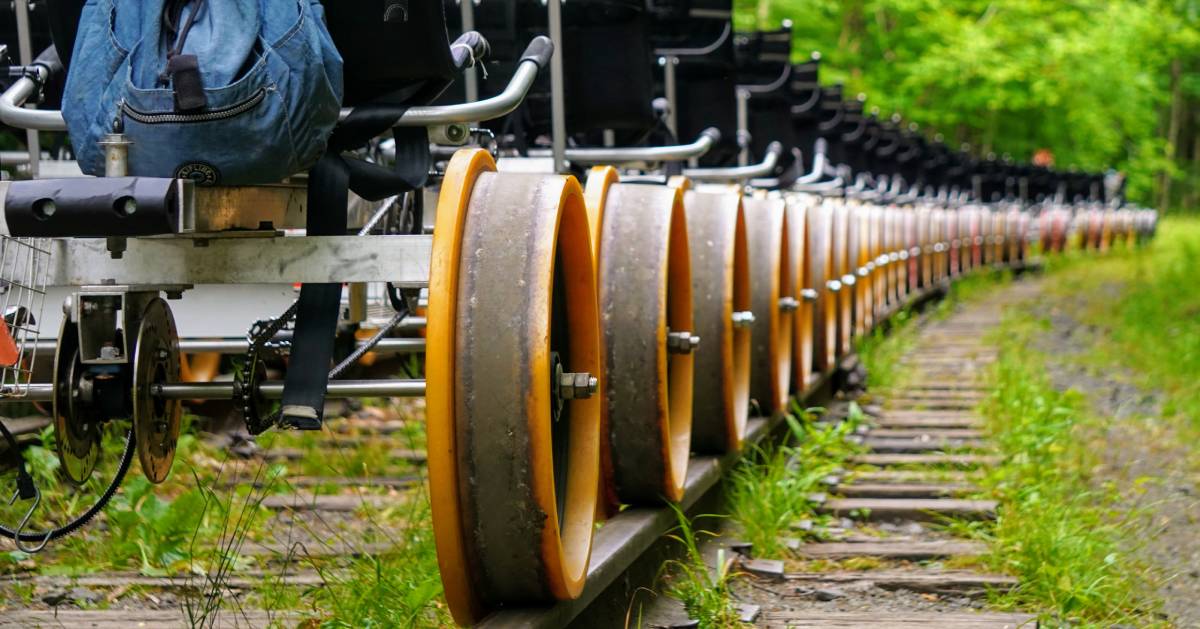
<box><xmin>279</xmin><ymin>153</ymin><xmax>348</xmax><ymax>430</ymax></box>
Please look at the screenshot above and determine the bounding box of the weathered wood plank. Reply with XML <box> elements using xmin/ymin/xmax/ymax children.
<box><xmin>837</xmin><ymin>481</ymin><xmax>978</xmax><ymax>498</ymax></box>
<box><xmin>757</xmin><ymin>611</ymin><xmax>1036</xmax><ymax>628</ymax></box>
<box><xmin>795</xmin><ymin>539</ymin><xmax>987</xmax><ymax>560</ymax></box>
<box><xmin>847</xmin><ymin>469</ymin><xmax>972</xmax><ymax>483</ymax></box>
<box><xmin>867</xmin><ymin>428</ymin><xmax>985</xmax><ymax>439</ymax></box>
<box><xmin>785</xmin><ymin>569</ymin><xmax>1018</xmax><ymax>593</ymax></box>
<box><xmin>0</xmin><ymin>610</ymin><xmax>297</xmax><ymax>628</ymax></box>
<box><xmin>861</xmin><ymin>437</ymin><xmax>988</xmax><ymax>453</ymax></box>
<box><xmin>872</xmin><ymin>415</ymin><xmax>984</xmax><ymax>429</ymax></box>
<box><xmin>260</xmin><ymin>492</ymin><xmax>405</xmax><ymax>512</ymax></box>
<box><xmin>820</xmin><ymin>498</ymin><xmax>997</xmax><ymax>521</ymax></box>
<box><xmin>850</xmin><ymin>453</ymin><xmax>1000</xmax><ymax>467</ymax></box>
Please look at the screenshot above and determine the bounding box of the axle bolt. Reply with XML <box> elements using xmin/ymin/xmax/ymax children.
<box><xmin>557</xmin><ymin>370</ymin><xmax>598</xmax><ymax>400</ymax></box>
<box><xmin>731</xmin><ymin>311</ymin><xmax>756</xmax><ymax>329</ymax></box>
<box><xmin>800</xmin><ymin>288</ymin><xmax>819</xmax><ymax>303</ymax></box>
<box><xmin>778</xmin><ymin>296</ymin><xmax>800</xmax><ymax>313</ymax></box>
<box><xmin>666</xmin><ymin>330</ymin><xmax>700</xmax><ymax>354</ymax></box>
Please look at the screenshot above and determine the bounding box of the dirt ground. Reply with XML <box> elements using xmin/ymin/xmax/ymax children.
<box><xmin>1028</xmin><ymin>277</ymin><xmax>1200</xmax><ymax>627</ymax></box>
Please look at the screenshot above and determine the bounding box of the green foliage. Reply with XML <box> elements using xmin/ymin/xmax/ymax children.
<box><xmin>726</xmin><ymin>407</ymin><xmax>863</xmax><ymax>556</ymax></box>
<box><xmin>979</xmin><ymin>307</ymin><xmax>1160</xmax><ymax>624</ymax></box>
<box><xmin>301</xmin><ymin>497</ymin><xmax>451</xmax><ymax>628</ymax></box>
<box><xmin>1075</xmin><ymin>217</ymin><xmax>1200</xmax><ymax>431</ymax></box>
<box><xmin>737</xmin><ymin>0</ymin><xmax>1200</xmax><ymax>209</ymax></box>
<box><xmin>661</xmin><ymin>507</ymin><xmax>744</xmax><ymax>628</ymax></box>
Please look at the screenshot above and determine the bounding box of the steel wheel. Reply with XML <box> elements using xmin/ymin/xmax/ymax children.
<box><xmin>744</xmin><ymin>196</ymin><xmax>793</xmax><ymax>416</ymax></box>
<box><xmin>428</xmin><ymin>150</ymin><xmax>601</xmax><ymax>623</ymax></box>
<box><xmin>809</xmin><ymin>200</ymin><xmax>837</xmax><ymax>374</ymax></box>
<box><xmin>685</xmin><ymin>190</ymin><xmax>751</xmax><ymax>453</ymax></box>
<box><xmin>787</xmin><ymin>196</ymin><xmax>815</xmax><ymax>394</ymax></box>
<box><xmin>588</xmin><ymin>170</ymin><xmax>694</xmax><ymax>504</ymax></box>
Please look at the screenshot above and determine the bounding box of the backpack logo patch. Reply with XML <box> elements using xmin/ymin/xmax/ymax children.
<box><xmin>175</xmin><ymin>162</ymin><xmax>220</xmax><ymax>185</ymax></box>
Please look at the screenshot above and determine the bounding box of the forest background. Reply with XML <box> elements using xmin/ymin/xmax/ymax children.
<box><xmin>734</xmin><ymin>0</ymin><xmax>1200</xmax><ymax>211</ymax></box>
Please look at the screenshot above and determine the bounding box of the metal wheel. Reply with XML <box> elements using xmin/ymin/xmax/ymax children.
<box><xmin>684</xmin><ymin>190</ymin><xmax>750</xmax><ymax>453</ymax></box>
<box><xmin>52</xmin><ymin>318</ymin><xmax>98</xmax><ymax>485</ymax></box>
<box><xmin>744</xmin><ymin>196</ymin><xmax>793</xmax><ymax>416</ymax></box>
<box><xmin>589</xmin><ymin>171</ymin><xmax>694</xmax><ymax>503</ymax></box>
<box><xmin>832</xmin><ymin>201</ymin><xmax>854</xmax><ymax>357</ymax></box>
<box><xmin>427</xmin><ymin>150</ymin><xmax>602</xmax><ymax>623</ymax></box>
<box><xmin>133</xmin><ymin>297</ymin><xmax>182</xmax><ymax>484</ymax></box>
<box><xmin>809</xmin><ymin>199</ymin><xmax>838</xmax><ymax>374</ymax></box>
<box><xmin>787</xmin><ymin>196</ymin><xmax>814</xmax><ymax>394</ymax></box>
<box><xmin>848</xmin><ymin>202</ymin><xmax>871</xmax><ymax>337</ymax></box>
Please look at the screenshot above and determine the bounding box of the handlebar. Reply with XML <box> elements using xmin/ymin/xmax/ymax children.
<box><xmin>2</xmin><ymin>38</ymin><xmax>554</xmax><ymax>133</ymax></box>
<box><xmin>683</xmin><ymin>142</ymin><xmax>784</xmax><ymax>182</ymax></box>
<box><xmin>548</xmin><ymin>128</ymin><xmax>721</xmax><ymax>165</ymax></box>
<box><xmin>0</xmin><ymin>46</ymin><xmax>67</xmax><ymax>131</ymax></box>
<box><xmin>343</xmin><ymin>36</ymin><xmax>554</xmax><ymax>127</ymax></box>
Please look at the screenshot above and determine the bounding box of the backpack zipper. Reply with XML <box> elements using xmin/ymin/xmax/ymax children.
<box><xmin>122</xmin><ymin>87</ymin><xmax>266</xmax><ymax>125</ymax></box>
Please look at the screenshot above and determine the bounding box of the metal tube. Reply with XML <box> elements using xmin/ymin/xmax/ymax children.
<box><xmin>0</xmin><ymin>69</ymin><xmax>64</xmax><ymax>131</ymax></box>
<box><xmin>683</xmin><ymin>142</ymin><xmax>783</xmax><ymax>182</ymax></box>
<box><xmin>548</xmin><ymin>0</ymin><xmax>567</xmax><ymax>174</ymax></box>
<box><xmin>14</xmin><ymin>0</ymin><xmax>40</xmax><ymax>177</ymax></box>
<box><xmin>460</xmin><ymin>0</ymin><xmax>479</xmax><ymax>104</ymax></box>
<box><xmin>33</xmin><ymin>331</ymin><xmax>427</xmax><ymax>356</ymax></box>
<box><xmin>736</xmin><ymin>88</ymin><xmax>750</xmax><ymax>167</ymax></box>
<box><xmin>4</xmin><ymin>46</ymin><xmax>546</xmax><ymax>133</ymax></box>
<box><xmin>11</xmin><ymin>378</ymin><xmax>426</xmax><ymax>403</ymax></box>
<box><xmin>663</xmin><ymin>56</ymin><xmax>678</xmax><ymax>139</ymax></box>
<box><xmin>345</xmin><ymin>59</ymin><xmax>542</xmax><ymax>127</ymax></box>
<box><xmin>542</xmin><ymin>128</ymin><xmax>720</xmax><ymax>165</ymax></box>
<box><xmin>154</xmin><ymin>379</ymin><xmax>426</xmax><ymax>400</ymax></box>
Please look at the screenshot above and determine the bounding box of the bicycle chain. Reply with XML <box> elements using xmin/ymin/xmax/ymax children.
<box><xmin>238</xmin><ymin>302</ymin><xmax>297</xmax><ymax>435</ymax></box>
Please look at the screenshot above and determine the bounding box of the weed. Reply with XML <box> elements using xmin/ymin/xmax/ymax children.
<box><xmin>726</xmin><ymin>407</ymin><xmax>863</xmax><ymax>557</ymax></box>
<box><xmin>978</xmin><ymin>307</ymin><xmax>1161</xmax><ymax>625</ymax></box>
<box><xmin>660</xmin><ymin>506</ymin><xmax>743</xmax><ymax>628</ymax></box>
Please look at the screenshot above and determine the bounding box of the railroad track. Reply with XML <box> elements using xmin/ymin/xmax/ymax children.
<box><xmin>733</xmin><ymin>288</ymin><xmax>1038</xmax><ymax>629</ymax></box>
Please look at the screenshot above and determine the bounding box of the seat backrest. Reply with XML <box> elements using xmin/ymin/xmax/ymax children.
<box><xmin>736</xmin><ymin>26</ymin><xmax>797</xmax><ymax>166</ymax></box>
<box><xmin>322</xmin><ymin>1</ymin><xmax>457</xmax><ymax>106</ymax></box>
<box><xmin>651</xmin><ymin>0</ymin><xmax>738</xmax><ymax>165</ymax></box>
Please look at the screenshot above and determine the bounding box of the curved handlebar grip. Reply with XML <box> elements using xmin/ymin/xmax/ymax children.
<box><xmin>33</xmin><ymin>46</ymin><xmax>63</xmax><ymax>78</ymax></box>
<box><xmin>700</xmin><ymin>127</ymin><xmax>722</xmax><ymax>144</ymax></box>
<box><xmin>450</xmin><ymin>31</ymin><xmax>491</xmax><ymax>69</ymax></box>
<box><xmin>520</xmin><ymin>36</ymin><xmax>555</xmax><ymax>69</ymax></box>
<box><xmin>765</xmin><ymin>141</ymin><xmax>784</xmax><ymax>158</ymax></box>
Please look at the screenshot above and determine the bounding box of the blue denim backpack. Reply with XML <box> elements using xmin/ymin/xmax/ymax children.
<box><xmin>62</xmin><ymin>0</ymin><xmax>343</xmax><ymax>185</ymax></box>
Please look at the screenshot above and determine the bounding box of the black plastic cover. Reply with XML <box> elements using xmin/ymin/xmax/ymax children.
<box><xmin>5</xmin><ymin>177</ymin><xmax>182</xmax><ymax>237</ymax></box>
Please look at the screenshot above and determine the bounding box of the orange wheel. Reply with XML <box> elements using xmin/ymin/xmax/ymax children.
<box><xmin>587</xmin><ymin>170</ymin><xmax>694</xmax><ymax>503</ymax></box>
<box><xmin>807</xmin><ymin>199</ymin><xmax>838</xmax><ymax>373</ymax></box>
<box><xmin>428</xmin><ymin>150</ymin><xmax>602</xmax><ymax>622</ymax></box>
<box><xmin>685</xmin><ymin>190</ymin><xmax>751</xmax><ymax>453</ymax></box>
<box><xmin>786</xmin><ymin>195</ymin><xmax>815</xmax><ymax>394</ymax></box>
<box><xmin>744</xmin><ymin>196</ymin><xmax>793</xmax><ymax>415</ymax></box>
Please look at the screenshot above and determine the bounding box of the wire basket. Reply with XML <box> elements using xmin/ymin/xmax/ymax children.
<box><xmin>0</xmin><ymin>236</ymin><xmax>52</xmax><ymax>398</ymax></box>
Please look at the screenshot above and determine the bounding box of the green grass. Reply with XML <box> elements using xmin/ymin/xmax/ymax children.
<box><xmin>977</xmin><ymin>296</ymin><xmax>1162</xmax><ymax>626</ymax></box>
<box><xmin>725</xmin><ymin>407</ymin><xmax>864</xmax><ymax>557</ymax></box>
<box><xmin>660</xmin><ymin>507</ymin><xmax>743</xmax><ymax>628</ymax></box>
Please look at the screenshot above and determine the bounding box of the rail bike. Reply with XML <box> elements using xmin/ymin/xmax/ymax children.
<box><xmin>0</xmin><ymin>0</ymin><xmax>1157</xmax><ymax>625</ymax></box>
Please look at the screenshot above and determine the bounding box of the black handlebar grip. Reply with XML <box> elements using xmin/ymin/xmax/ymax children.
<box><xmin>450</xmin><ymin>31</ymin><xmax>491</xmax><ymax>70</ymax></box>
<box><xmin>520</xmin><ymin>36</ymin><xmax>555</xmax><ymax>69</ymax></box>
<box><xmin>33</xmin><ymin>46</ymin><xmax>64</xmax><ymax>78</ymax></box>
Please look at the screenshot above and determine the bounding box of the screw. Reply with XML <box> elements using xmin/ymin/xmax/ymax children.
<box><xmin>826</xmin><ymin>279</ymin><xmax>842</xmax><ymax>292</ymax></box>
<box><xmin>778</xmin><ymin>296</ymin><xmax>800</xmax><ymax>313</ymax></box>
<box><xmin>841</xmin><ymin>274</ymin><xmax>857</xmax><ymax>286</ymax></box>
<box><xmin>731</xmin><ymin>311</ymin><xmax>756</xmax><ymax>329</ymax></box>
<box><xmin>800</xmin><ymin>288</ymin><xmax>819</xmax><ymax>303</ymax></box>
<box><xmin>557</xmin><ymin>371</ymin><xmax>598</xmax><ymax>400</ymax></box>
<box><xmin>99</xmin><ymin>342</ymin><xmax>120</xmax><ymax>360</ymax></box>
<box><xmin>666</xmin><ymin>330</ymin><xmax>700</xmax><ymax>354</ymax></box>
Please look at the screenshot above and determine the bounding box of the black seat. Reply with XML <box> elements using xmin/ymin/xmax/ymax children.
<box><xmin>650</xmin><ymin>0</ymin><xmax>739</xmax><ymax>165</ymax></box>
